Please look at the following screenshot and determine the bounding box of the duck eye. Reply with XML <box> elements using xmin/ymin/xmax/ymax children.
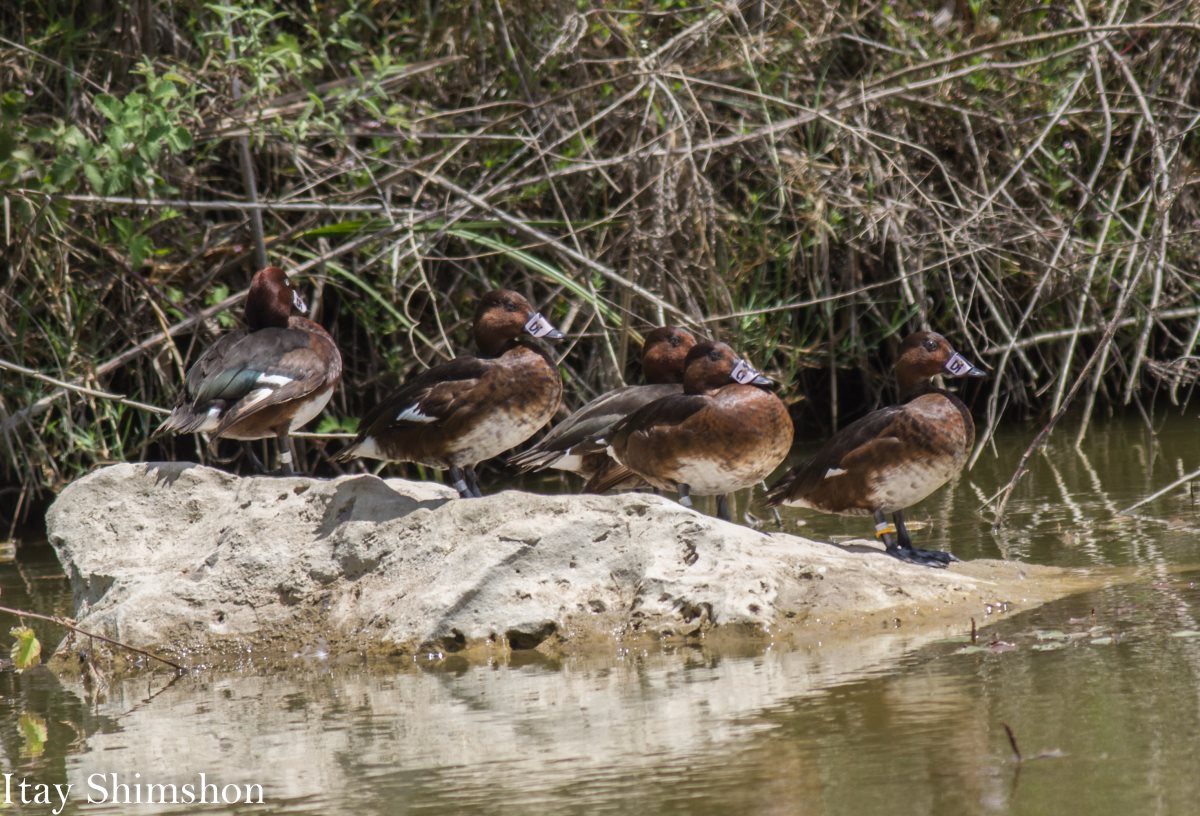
<box><xmin>708</xmin><ymin>350</ymin><xmax>721</xmax><ymax>362</ymax></box>
<box><xmin>923</xmin><ymin>339</ymin><xmax>938</xmax><ymax>352</ymax></box>
<box><xmin>669</xmin><ymin>336</ymin><xmax>680</xmax><ymax>347</ymax></box>
<box><xmin>505</xmin><ymin>300</ymin><xmax>518</xmax><ymax>312</ymax></box>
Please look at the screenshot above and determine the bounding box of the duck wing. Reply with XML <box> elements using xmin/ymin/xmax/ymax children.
<box><xmin>348</xmin><ymin>356</ymin><xmax>491</xmax><ymax>441</ymax></box>
<box><xmin>509</xmin><ymin>383</ymin><xmax>681</xmax><ymax>471</ymax></box>
<box><xmin>764</xmin><ymin>406</ymin><xmax>906</xmax><ymax>507</ymax></box>
<box><xmin>582</xmin><ymin>393</ymin><xmax>710</xmax><ymax>493</ymax></box>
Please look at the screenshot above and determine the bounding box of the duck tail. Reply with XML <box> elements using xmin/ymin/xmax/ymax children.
<box><xmin>153</xmin><ymin>404</ymin><xmax>216</xmax><ymax>438</ymax></box>
<box><xmin>506</xmin><ymin>446</ymin><xmax>558</xmax><ymax>473</ymax></box>
<box><xmin>332</xmin><ymin>442</ymin><xmax>359</xmax><ymax>464</ymax></box>
<box><xmin>583</xmin><ymin>459</ymin><xmax>638</xmax><ymax>494</ymax></box>
<box><xmin>762</xmin><ymin>475</ymin><xmax>791</xmax><ymax>508</ymax></box>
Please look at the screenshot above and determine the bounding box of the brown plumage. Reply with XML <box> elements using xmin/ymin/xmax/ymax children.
<box><xmin>588</xmin><ymin>341</ymin><xmax>794</xmax><ymax>522</ymax></box>
<box><xmin>157</xmin><ymin>266</ymin><xmax>342</xmax><ymax>473</ymax></box>
<box><xmin>507</xmin><ymin>325</ymin><xmax>697</xmax><ymax>481</ymax></box>
<box><xmin>335</xmin><ymin>289</ymin><xmax>564</xmax><ymax>498</ymax></box>
<box><xmin>765</xmin><ymin>330</ymin><xmax>985</xmax><ymax>567</ymax></box>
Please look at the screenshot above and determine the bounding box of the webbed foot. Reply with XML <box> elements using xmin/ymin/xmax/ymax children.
<box><xmin>886</xmin><ymin>544</ymin><xmax>958</xmax><ymax>568</ymax></box>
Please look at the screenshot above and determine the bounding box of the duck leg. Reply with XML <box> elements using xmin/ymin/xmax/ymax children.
<box><xmin>715</xmin><ymin>494</ymin><xmax>731</xmax><ymax>522</ymax></box>
<box><xmin>274</xmin><ymin>428</ymin><xmax>295</xmax><ymax>475</ymax></box>
<box><xmin>448</xmin><ymin>466</ymin><xmax>473</xmax><ymax>498</ymax></box>
<box><xmin>236</xmin><ymin>441</ymin><xmax>268</xmax><ymax>473</ymax></box>
<box><xmin>464</xmin><ymin>465</ymin><xmax>484</xmax><ymax>498</ymax></box>
<box><xmin>677</xmin><ymin>484</ymin><xmax>694</xmax><ymax>509</ymax></box>
<box><xmin>879</xmin><ymin>509</ymin><xmax>957</xmax><ymax>568</ymax></box>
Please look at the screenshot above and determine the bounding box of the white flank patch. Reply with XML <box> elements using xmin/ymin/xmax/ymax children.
<box><xmin>396</xmin><ymin>403</ymin><xmax>437</xmax><ymax>423</ymax></box>
<box><xmin>287</xmin><ymin>385</ymin><xmax>335</xmax><ymax>431</ymax></box>
<box><xmin>823</xmin><ymin>467</ymin><xmax>848</xmax><ymax>479</ymax></box>
<box><xmin>241</xmin><ymin>388</ymin><xmax>274</xmax><ymax>409</ymax></box>
<box><xmin>256</xmin><ymin>373</ymin><xmax>295</xmax><ymax>387</ymax></box>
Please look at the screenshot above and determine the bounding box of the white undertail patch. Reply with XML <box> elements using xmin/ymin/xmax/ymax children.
<box><xmin>348</xmin><ymin>437</ymin><xmax>383</xmax><ymax>460</ymax></box>
<box><xmin>823</xmin><ymin>467</ymin><xmax>848</xmax><ymax>479</ymax></box>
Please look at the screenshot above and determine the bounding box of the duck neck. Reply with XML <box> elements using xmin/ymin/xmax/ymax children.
<box><xmin>899</xmin><ymin>375</ymin><xmax>943</xmax><ymax>403</ymax></box>
<box><xmin>245</xmin><ymin>286</ymin><xmax>291</xmax><ymax>330</ymax></box>
<box><xmin>477</xmin><ymin>334</ymin><xmax>519</xmax><ymax>358</ymax></box>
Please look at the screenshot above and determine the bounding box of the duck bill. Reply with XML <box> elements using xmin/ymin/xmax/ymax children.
<box><xmin>730</xmin><ymin>358</ymin><xmax>773</xmax><ymax>387</ymax></box>
<box><xmin>524</xmin><ymin>312</ymin><xmax>564</xmax><ymax>340</ymax></box>
<box><xmin>944</xmin><ymin>351</ymin><xmax>987</xmax><ymax>378</ymax></box>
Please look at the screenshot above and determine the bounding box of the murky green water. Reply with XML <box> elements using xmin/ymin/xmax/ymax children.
<box><xmin>2</xmin><ymin>415</ymin><xmax>1199</xmax><ymax>815</ymax></box>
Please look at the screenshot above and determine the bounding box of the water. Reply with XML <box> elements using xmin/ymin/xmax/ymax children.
<box><xmin>2</xmin><ymin>415</ymin><xmax>1199</xmax><ymax>815</ymax></box>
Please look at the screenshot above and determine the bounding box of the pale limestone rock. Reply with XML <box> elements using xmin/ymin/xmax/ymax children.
<box><xmin>45</xmin><ymin>462</ymin><xmax>1081</xmax><ymax>668</ymax></box>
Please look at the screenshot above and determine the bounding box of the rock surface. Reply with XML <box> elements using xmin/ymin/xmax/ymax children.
<box><xmin>45</xmin><ymin>463</ymin><xmax>1093</xmax><ymax>669</ymax></box>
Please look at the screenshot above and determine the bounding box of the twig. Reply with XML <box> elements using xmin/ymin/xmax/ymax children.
<box><xmin>1003</xmin><ymin>722</ymin><xmax>1023</xmax><ymax>763</ymax></box>
<box><xmin>37</xmin><ymin>192</ymin><xmax>424</xmax><ymax>214</ymax></box>
<box><xmin>1118</xmin><ymin>466</ymin><xmax>1200</xmax><ymax>515</ymax></box>
<box><xmin>0</xmin><ymin>604</ymin><xmax>186</xmax><ymax>673</ymax></box>
<box><xmin>0</xmin><ymin>358</ymin><xmax>167</xmax><ymax>415</ymax></box>
<box><xmin>413</xmin><ymin>169</ymin><xmax>698</xmax><ymax>327</ymax></box>
<box><xmin>990</xmin><ymin>307</ymin><xmax>1200</xmax><ymax>355</ymax></box>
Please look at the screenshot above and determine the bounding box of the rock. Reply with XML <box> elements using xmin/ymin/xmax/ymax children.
<box><xmin>45</xmin><ymin>463</ymin><xmax>1091</xmax><ymax>670</ymax></box>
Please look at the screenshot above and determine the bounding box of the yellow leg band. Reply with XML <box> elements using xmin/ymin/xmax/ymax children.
<box><xmin>874</xmin><ymin>522</ymin><xmax>896</xmax><ymax>539</ymax></box>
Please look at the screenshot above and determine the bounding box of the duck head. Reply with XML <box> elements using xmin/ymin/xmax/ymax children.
<box><xmin>474</xmin><ymin>289</ymin><xmax>564</xmax><ymax>357</ymax></box>
<box><xmin>682</xmin><ymin>342</ymin><xmax>773</xmax><ymax>395</ymax></box>
<box><xmin>246</xmin><ymin>266</ymin><xmax>306</xmax><ymax>331</ymax></box>
<box><xmin>895</xmin><ymin>330</ymin><xmax>987</xmax><ymax>396</ymax></box>
<box><xmin>640</xmin><ymin>326</ymin><xmax>698</xmax><ymax>384</ymax></box>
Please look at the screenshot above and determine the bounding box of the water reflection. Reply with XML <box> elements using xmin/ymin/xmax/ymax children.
<box><xmin>3</xmin><ymin>575</ymin><xmax>1200</xmax><ymax>815</ymax></box>
<box><xmin>10</xmin><ymin>628</ymin><xmax>953</xmax><ymax>815</ymax></box>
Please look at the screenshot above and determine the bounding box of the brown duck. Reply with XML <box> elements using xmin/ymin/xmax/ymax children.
<box><xmin>157</xmin><ymin>265</ymin><xmax>342</xmax><ymax>473</ymax></box>
<box><xmin>589</xmin><ymin>341</ymin><xmax>794</xmax><ymax>522</ymax></box>
<box><xmin>507</xmin><ymin>325</ymin><xmax>697</xmax><ymax>484</ymax></box>
<box><xmin>336</xmin><ymin>289</ymin><xmax>564</xmax><ymax>498</ymax></box>
<box><xmin>765</xmin><ymin>330</ymin><xmax>985</xmax><ymax>567</ymax></box>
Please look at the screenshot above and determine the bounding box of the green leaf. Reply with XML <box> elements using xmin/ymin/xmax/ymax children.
<box><xmin>10</xmin><ymin>626</ymin><xmax>41</xmax><ymax>672</ymax></box>
<box><xmin>94</xmin><ymin>94</ymin><xmax>122</xmax><ymax>122</ymax></box>
<box><xmin>168</xmin><ymin>126</ymin><xmax>193</xmax><ymax>151</ymax></box>
<box><xmin>18</xmin><ymin>712</ymin><xmax>47</xmax><ymax>757</ymax></box>
<box><xmin>83</xmin><ymin>163</ymin><xmax>105</xmax><ymax>193</ymax></box>
<box><xmin>128</xmin><ymin>233</ymin><xmax>151</xmax><ymax>272</ymax></box>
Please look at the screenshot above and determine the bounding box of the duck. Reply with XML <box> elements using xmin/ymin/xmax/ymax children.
<box><xmin>157</xmin><ymin>265</ymin><xmax>342</xmax><ymax>473</ymax></box>
<box><xmin>587</xmin><ymin>341</ymin><xmax>794</xmax><ymax>521</ymax></box>
<box><xmin>335</xmin><ymin>289</ymin><xmax>564</xmax><ymax>498</ymax></box>
<box><xmin>764</xmin><ymin>330</ymin><xmax>986</xmax><ymax>568</ymax></box>
<box><xmin>506</xmin><ymin>325</ymin><xmax>698</xmax><ymax>483</ymax></box>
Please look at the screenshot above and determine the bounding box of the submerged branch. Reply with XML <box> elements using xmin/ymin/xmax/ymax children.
<box><xmin>0</xmin><ymin>604</ymin><xmax>187</xmax><ymax>673</ymax></box>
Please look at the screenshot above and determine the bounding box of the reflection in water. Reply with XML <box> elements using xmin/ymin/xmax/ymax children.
<box><xmin>1</xmin><ymin>416</ymin><xmax>1199</xmax><ymax>815</ymax></box>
